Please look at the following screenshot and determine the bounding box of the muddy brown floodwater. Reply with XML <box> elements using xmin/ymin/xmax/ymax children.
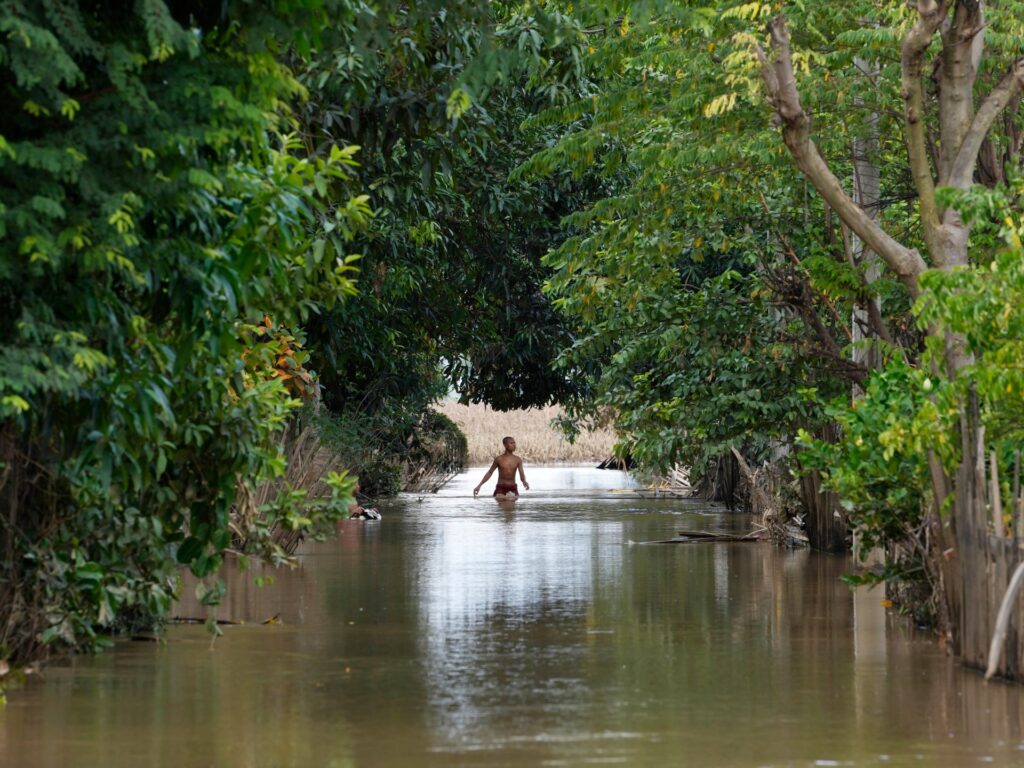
<box><xmin>3</xmin><ymin>466</ymin><xmax>1024</xmax><ymax>767</ymax></box>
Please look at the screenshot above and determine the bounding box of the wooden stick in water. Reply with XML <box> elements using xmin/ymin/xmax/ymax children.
<box><xmin>986</xmin><ymin>560</ymin><xmax>1024</xmax><ymax>680</ymax></box>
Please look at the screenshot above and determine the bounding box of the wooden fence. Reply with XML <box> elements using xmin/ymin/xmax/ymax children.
<box><xmin>950</xmin><ymin>392</ymin><xmax>1024</xmax><ymax>681</ymax></box>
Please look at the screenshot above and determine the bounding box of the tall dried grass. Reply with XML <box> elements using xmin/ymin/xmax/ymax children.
<box><xmin>433</xmin><ymin>401</ymin><xmax>618</xmax><ymax>465</ymax></box>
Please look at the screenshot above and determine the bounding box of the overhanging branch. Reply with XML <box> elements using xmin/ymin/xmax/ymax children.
<box><xmin>758</xmin><ymin>15</ymin><xmax>928</xmax><ymax>298</ymax></box>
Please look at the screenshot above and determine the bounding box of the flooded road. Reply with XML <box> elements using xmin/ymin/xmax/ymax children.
<box><xmin>3</xmin><ymin>466</ymin><xmax>1024</xmax><ymax>767</ymax></box>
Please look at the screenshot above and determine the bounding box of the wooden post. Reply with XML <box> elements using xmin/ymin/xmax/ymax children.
<box><xmin>991</xmin><ymin>450</ymin><xmax>1004</xmax><ymax>534</ymax></box>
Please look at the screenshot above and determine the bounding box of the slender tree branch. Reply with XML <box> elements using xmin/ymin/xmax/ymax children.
<box><xmin>1008</xmin><ymin>91</ymin><xmax>1024</xmax><ymax>161</ymax></box>
<box><xmin>762</xmin><ymin>194</ymin><xmax>853</xmax><ymax>344</ymax></box>
<box><xmin>758</xmin><ymin>15</ymin><xmax>928</xmax><ymax>298</ymax></box>
<box><xmin>949</xmin><ymin>56</ymin><xmax>1024</xmax><ymax>188</ymax></box>
<box><xmin>937</xmin><ymin>1</ymin><xmax>984</xmax><ymax>182</ymax></box>
<box><xmin>901</xmin><ymin>0</ymin><xmax>948</xmax><ymax>249</ymax></box>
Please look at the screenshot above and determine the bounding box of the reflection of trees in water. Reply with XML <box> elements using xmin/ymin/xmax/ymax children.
<box><xmin>407</xmin><ymin>499</ymin><xmax>1024</xmax><ymax>762</ymax></box>
<box><xmin>176</xmin><ymin>557</ymin><xmax>311</xmax><ymax>624</ymax></box>
<box><xmin>574</xmin><ymin>544</ymin><xmax>863</xmax><ymax>757</ymax></box>
<box><xmin>9</xmin><ymin>496</ymin><xmax>1024</xmax><ymax>767</ymax></box>
<box><xmin>169</xmin><ymin>521</ymin><xmax>434</xmax><ymax>767</ymax></box>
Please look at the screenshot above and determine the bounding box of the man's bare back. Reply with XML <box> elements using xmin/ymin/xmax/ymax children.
<box><xmin>473</xmin><ymin>436</ymin><xmax>529</xmax><ymax>498</ymax></box>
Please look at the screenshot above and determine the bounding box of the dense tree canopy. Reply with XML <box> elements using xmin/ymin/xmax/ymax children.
<box><xmin>295</xmin><ymin>3</ymin><xmax>601</xmax><ymax>415</ymax></box>
<box><xmin>0</xmin><ymin>0</ymin><xmax>367</xmax><ymax>661</ymax></box>
<box><xmin>0</xmin><ymin>0</ymin><xmax>609</xmax><ymax>664</ymax></box>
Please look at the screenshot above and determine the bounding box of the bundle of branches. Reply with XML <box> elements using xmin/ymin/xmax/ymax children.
<box><xmin>653</xmin><ymin>464</ymin><xmax>693</xmax><ymax>498</ymax></box>
<box><xmin>232</xmin><ymin>417</ymin><xmax>355</xmax><ymax>560</ymax></box>
<box><xmin>731</xmin><ymin>448</ymin><xmax>789</xmax><ymax>546</ymax></box>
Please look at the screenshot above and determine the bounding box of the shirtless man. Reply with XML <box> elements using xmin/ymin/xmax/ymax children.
<box><xmin>473</xmin><ymin>436</ymin><xmax>529</xmax><ymax>499</ymax></box>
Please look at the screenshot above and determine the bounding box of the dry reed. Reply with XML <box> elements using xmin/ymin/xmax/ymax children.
<box><xmin>433</xmin><ymin>401</ymin><xmax>617</xmax><ymax>465</ymax></box>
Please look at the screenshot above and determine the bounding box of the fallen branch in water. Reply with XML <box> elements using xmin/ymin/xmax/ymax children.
<box><xmin>169</xmin><ymin>617</ymin><xmax>243</xmax><ymax>625</ymax></box>
<box><xmin>641</xmin><ymin>529</ymin><xmax>762</xmax><ymax>544</ymax></box>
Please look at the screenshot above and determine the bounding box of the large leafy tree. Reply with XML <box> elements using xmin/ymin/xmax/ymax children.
<box><xmin>296</xmin><ymin>2</ymin><xmax>600</xmax><ymax>418</ymax></box>
<box><xmin>0</xmin><ymin>1</ymin><xmax>365</xmax><ymax>663</ymax></box>
<box><xmin>755</xmin><ymin>0</ymin><xmax>1024</xmax><ymax>671</ymax></box>
<box><xmin>520</xmin><ymin>0</ymin><xmax>1024</xmax><ymax>670</ymax></box>
<box><xmin>514</xmin><ymin>3</ymin><xmax>896</xmax><ymax>479</ymax></box>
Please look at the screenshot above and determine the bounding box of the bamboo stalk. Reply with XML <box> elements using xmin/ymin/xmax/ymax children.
<box><xmin>992</xmin><ymin>450</ymin><xmax>1004</xmax><ymax>534</ymax></box>
<box><xmin>1014</xmin><ymin>451</ymin><xmax>1021</xmax><ymax>542</ymax></box>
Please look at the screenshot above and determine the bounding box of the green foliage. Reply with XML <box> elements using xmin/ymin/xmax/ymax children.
<box><xmin>918</xmin><ymin>184</ymin><xmax>1024</xmax><ymax>451</ymax></box>
<box><xmin>797</xmin><ymin>362</ymin><xmax>935</xmax><ymax>562</ymax></box>
<box><xmin>551</xmin><ymin>258</ymin><xmax>832</xmax><ymax>474</ymax></box>
<box><xmin>800</xmin><ymin>183</ymin><xmax>1024</xmax><ymax>582</ymax></box>
<box><xmin>312</xmin><ymin>399</ymin><xmax>468</xmax><ymax>497</ymax></box>
<box><xmin>353</xmin><ymin>457</ymin><xmax>404</xmax><ymax>498</ymax></box>
<box><xmin>518</xmin><ymin>0</ymin><xmax>1022</xmax><ymax>495</ymax></box>
<box><xmin>238</xmin><ymin>470</ymin><xmax>360</xmax><ymax>568</ymax></box>
<box><xmin>0</xmin><ymin>1</ymin><xmax>365</xmax><ymax>662</ymax></box>
<box><xmin>3</xmin><ymin>0</ymin><xmax>1021</xmax><ymax>664</ymax></box>
<box><xmin>297</xmin><ymin>3</ymin><xmax>601</xmax><ymax>415</ymax></box>
<box><xmin>509</xmin><ymin>0</ymin><xmax>934</xmax><ymax>481</ymax></box>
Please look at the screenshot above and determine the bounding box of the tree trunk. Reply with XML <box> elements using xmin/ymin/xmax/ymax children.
<box><xmin>695</xmin><ymin>452</ymin><xmax>743</xmax><ymax>510</ymax></box>
<box><xmin>851</xmin><ymin>55</ymin><xmax>883</xmax><ymax>383</ymax></box>
<box><xmin>799</xmin><ymin>422</ymin><xmax>847</xmax><ymax>553</ymax></box>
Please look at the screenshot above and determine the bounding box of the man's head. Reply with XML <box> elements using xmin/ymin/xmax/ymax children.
<box><xmin>502</xmin><ymin>436</ymin><xmax>516</xmax><ymax>452</ymax></box>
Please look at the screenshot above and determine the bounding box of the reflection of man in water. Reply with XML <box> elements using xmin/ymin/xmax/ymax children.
<box><xmin>473</xmin><ymin>436</ymin><xmax>529</xmax><ymax>499</ymax></box>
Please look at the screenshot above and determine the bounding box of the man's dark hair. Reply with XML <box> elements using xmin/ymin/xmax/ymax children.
<box><xmin>502</xmin><ymin>436</ymin><xmax>514</xmax><ymax>447</ymax></box>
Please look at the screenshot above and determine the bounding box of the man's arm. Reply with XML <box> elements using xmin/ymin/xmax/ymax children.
<box><xmin>473</xmin><ymin>460</ymin><xmax>498</xmax><ymax>496</ymax></box>
<box><xmin>518</xmin><ymin>458</ymin><xmax>529</xmax><ymax>491</ymax></box>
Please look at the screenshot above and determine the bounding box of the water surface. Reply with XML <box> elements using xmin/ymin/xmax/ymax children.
<box><xmin>3</xmin><ymin>466</ymin><xmax>1024</xmax><ymax>767</ymax></box>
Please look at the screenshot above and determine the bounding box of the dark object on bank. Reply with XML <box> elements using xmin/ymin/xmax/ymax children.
<box><xmin>597</xmin><ymin>454</ymin><xmax>633</xmax><ymax>470</ymax></box>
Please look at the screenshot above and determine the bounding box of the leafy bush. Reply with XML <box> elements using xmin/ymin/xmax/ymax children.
<box><xmin>0</xmin><ymin>2</ymin><xmax>366</xmax><ymax>663</ymax></box>
<box><xmin>799</xmin><ymin>180</ymin><xmax>1024</xmax><ymax>590</ymax></box>
<box><xmin>354</xmin><ymin>457</ymin><xmax>405</xmax><ymax>498</ymax></box>
<box><xmin>797</xmin><ymin>362</ymin><xmax>935</xmax><ymax>566</ymax></box>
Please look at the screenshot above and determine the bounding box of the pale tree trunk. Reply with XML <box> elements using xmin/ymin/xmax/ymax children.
<box><xmin>850</xmin><ymin>56</ymin><xmax>882</xmax><ymax>382</ymax></box>
<box><xmin>849</xmin><ymin>56</ymin><xmax>883</xmax><ymax>563</ymax></box>
<box><xmin>757</xmin><ymin>1</ymin><xmax>1024</xmax><ymax>674</ymax></box>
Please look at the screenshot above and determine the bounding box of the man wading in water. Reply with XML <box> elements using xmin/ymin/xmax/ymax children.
<box><xmin>473</xmin><ymin>436</ymin><xmax>529</xmax><ymax>500</ymax></box>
